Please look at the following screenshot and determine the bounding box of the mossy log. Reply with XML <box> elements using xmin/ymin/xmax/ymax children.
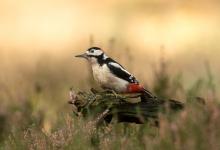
<box><xmin>68</xmin><ymin>88</ymin><xmax>184</xmax><ymax>126</ymax></box>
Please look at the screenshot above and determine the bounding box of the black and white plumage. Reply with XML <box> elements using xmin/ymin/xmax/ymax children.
<box><xmin>75</xmin><ymin>47</ymin><xmax>154</xmax><ymax>98</ymax></box>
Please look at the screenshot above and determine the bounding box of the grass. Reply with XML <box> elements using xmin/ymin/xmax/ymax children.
<box><xmin>0</xmin><ymin>46</ymin><xmax>219</xmax><ymax>150</ymax></box>
<box><xmin>2</xmin><ymin>101</ymin><xmax>220</xmax><ymax>150</ymax></box>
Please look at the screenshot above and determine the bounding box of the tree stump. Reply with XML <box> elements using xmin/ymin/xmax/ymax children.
<box><xmin>68</xmin><ymin>88</ymin><xmax>184</xmax><ymax>126</ymax></box>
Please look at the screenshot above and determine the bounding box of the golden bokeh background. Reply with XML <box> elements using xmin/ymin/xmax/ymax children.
<box><xmin>0</xmin><ymin>0</ymin><xmax>220</xmax><ymax>131</ymax></box>
<box><xmin>1</xmin><ymin>0</ymin><xmax>219</xmax><ymax>85</ymax></box>
<box><xmin>0</xmin><ymin>0</ymin><xmax>220</xmax><ymax>53</ymax></box>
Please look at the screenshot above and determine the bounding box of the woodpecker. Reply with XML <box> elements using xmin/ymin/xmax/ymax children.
<box><xmin>75</xmin><ymin>47</ymin><xmax>154</xmax><ymax>98</ymax></box>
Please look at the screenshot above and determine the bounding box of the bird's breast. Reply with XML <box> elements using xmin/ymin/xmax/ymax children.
<box><xmin>92</xmin><ymin>64</ymin><xmax>110</xmax><ymax>84</ymax></box>
<box><xmin>91</xmin><ymin>64</ymin><xmax>128</xmax><ymax>92</ymax></box>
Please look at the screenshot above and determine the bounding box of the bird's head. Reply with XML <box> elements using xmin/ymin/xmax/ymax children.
<box><xmin>75</xmin><ymin>47</ymin><xmax>107</xmax><ymax>64</ymax></box>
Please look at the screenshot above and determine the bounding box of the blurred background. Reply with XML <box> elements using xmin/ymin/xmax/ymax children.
<box><xmin>0</xmin><ymin>0</ymin><xmax>220</xmax><ymax>142</ymax></box>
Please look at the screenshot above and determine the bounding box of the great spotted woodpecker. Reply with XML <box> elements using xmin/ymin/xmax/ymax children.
<box><xmin>75</xmin><ymin>47</ymin><xmax>154</xmax><ymax>98</ymax></box>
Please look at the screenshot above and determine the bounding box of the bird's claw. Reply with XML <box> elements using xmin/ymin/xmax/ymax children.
<box><xmin>102</xmin><ymin>89</ymin><xmax>118</xmax><ymax>98</ymax></box>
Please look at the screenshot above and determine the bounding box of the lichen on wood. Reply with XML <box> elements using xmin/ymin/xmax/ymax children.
<box><xmin>68</xmin><ymin>88</ymin><xmax>184</xmax><ymax>126</ymax></box>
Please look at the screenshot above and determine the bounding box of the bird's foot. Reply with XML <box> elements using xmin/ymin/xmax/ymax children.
<box><xmin>90</xmin><ymin>88</ymin><xmax>99</xmax><ymax>94</ymax></box>
<box><xmin>102</xmin><ymin>89</ymin><xmax>118</xmax><ymax>98</ymax></box>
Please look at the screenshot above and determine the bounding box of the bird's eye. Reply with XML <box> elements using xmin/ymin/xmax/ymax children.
<box><xmin>90</xmin><ymin>49</ymin><xmax>94</xmax><ymax>53</ymax></box>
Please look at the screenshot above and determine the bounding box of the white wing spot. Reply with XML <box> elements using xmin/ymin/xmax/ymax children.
<box><xmin>109</xmin><ymin>62</ymin><xmax>138</xmax><ymax>83</ymax></box>
<box><xmin>109</xmin><ymin>62</ymin><xmax>131</xmax><ymax>75</ymax></box>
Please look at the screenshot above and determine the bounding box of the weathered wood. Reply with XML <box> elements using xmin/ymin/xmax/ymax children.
<box><xmin>68</xmin><ymin>88</ymin><xmax>184</xmax><ymax>126</ymax></box>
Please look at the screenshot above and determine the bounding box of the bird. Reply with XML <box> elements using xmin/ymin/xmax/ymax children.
<box><xmin>75</xmin><ymin>47</ymin><xmax>154</xmax><ymax>98</ymax></box>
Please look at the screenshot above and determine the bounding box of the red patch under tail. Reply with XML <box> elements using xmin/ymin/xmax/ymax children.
<box><xmin>127</xmin><ymin>83</ymin><xmax>154</xmax><ymax>98</ymax></box>
<box><xmin>127</xmin><ymin>83</ymin><xmax>144</xmax><ymax>93</ymax></box>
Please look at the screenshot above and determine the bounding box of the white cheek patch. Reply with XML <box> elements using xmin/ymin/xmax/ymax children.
<box><xmin>89</xmin><ymin>57</ymin><xmax>98</xmax><ymax>64</ymax></box>
<box><xmin>93</xmin><ymin>50</ymin><xmax>103</xmax><ymax>56</ymax></box>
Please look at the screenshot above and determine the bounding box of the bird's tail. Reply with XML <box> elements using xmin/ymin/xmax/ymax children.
<box><xmin>142</xmin><ymin>88</ymin><xmax>155</xmax><ymax>98</ymax></box>
<box><xmin>127</xmin><ymin>83</ymin><xmax>155</xmax><ymax>99</ymax></box>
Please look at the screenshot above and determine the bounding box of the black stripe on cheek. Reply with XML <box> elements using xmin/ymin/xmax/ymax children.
<box><xmin>88</xmin><ymin>53</ymin><xmax>105</xmax><ymax>66</ymax></box>
<box><xmin>97</xmin><ymin>53</ymin><xmax>105</xmax><ymax>66</ymax></box>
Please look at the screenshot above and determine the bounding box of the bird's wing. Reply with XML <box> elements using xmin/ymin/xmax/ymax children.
<box><xmin>107</xmin><ymin>61</ymin><xmax>139</xmax><ymax>84</ymax></box>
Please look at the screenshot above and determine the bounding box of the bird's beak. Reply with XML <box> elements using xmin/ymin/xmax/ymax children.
<box><xmin>75</xmin><ymin>53</ymin><xmax>88</xmax><ymax>59</ymax></box>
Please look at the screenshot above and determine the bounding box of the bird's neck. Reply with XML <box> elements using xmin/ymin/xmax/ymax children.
<box><xmin>90</xmin><ymin>53</ymin><xmax>109</xmax><ymax>66</ymax></box>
